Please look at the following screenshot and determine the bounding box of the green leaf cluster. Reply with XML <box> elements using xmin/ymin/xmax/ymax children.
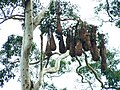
<box><xmin>95</xmin><ymin>0</ymin><xmax>120</xmax><ymax>28</ymax></box>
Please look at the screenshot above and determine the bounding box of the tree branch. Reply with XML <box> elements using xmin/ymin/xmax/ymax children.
<box><xmin>10</xmin><ymin>5</ymin><xmax>18</xmax><ymax>16</ymax></box>
<box><xmin>43</xmin><ymin>51</ymin><xmax>69</xmax><ymax>74</ymax></box>
<box><xmin>82</xmin><ymin>51</ymin><xmax>104</xmax><ymax>88</ymax></box>
<box><xmin>29</xmin><ymin>52</ymin><xmax>61</xmax><ymax>65</ymax></box>
<box><xmin>34</xmin><ymin>51</ymin><xmax>69</xmax><ymax>90</ymax></box>
<box><xmin>75</xmin><ymin>56</ymin><xmax>82</xmax><ymax>66</ymax></box>
<box><xmin>0</xmin><ymin>6</ymin><xmax>6</xmax><ymax>18</ymax></box>
<box><xmin>106</xmin><ymin>0</ymin><xmax>114</xmax><ymax>21</ymax></box>
<box><xmin>33</xmin><ymin>0</ymin><xmax>54</xmax><ymax>30</ymax></box>
<box><xmin>0</xmin><ymin>14</ymin><xmax>24</xmax><ymax>24</ymax></box>
<box><xmin>61</xmin><ymin>18</ymin><xmax>81</xmax><ymax>22</ymax></box>
<box><xmin>29</xmin><ymin>60</ymin><xmax>40</xmax><ymax>65</ymax></box>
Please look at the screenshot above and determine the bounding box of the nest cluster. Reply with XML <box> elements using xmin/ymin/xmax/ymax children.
<box><xmin>44</xmin><ymin>1</ymin><xmax>107</xmax><ymax>72</ymax></box>
<box><xmin>45</xmin><ymin>18</ymin><xmax>107</xmax><ymax>72</ymax></box>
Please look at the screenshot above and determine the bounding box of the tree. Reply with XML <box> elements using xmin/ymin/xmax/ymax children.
<box><xmin>0</xmin><ymin>0</ymin><xmax>119</xmax><ymax>90</ymax></box>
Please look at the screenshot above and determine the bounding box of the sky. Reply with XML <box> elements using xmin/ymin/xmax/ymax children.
<box><xmin>0</xmin><ymin>0</ymin><xmax>120</xmax><ymax>90</ymax></box>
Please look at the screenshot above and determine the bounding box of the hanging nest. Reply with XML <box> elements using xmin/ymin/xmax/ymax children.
<box><xmin>82</xmin><ymin>33</ymin><xmax>91</xmax><ymax>51</ymax></box>
<box><xmin>90</xmin><ymin>25</ymin><xmax>97</xmax><ymax>42</ymax></box>
<box><xmin>57</xmin><ymin>35</ymin><xmax>66</xmax><ymax>54</ymax></box>
<box><xmin>89</xmin><ymin>25</ymin><xmax>100</xmax><ymax>61</ymax></box>
<box><xmin>56</xmin><ymin>15</ymin><xmax>62</xmax><ymax>35</ymax></box>
<box><xmin>66</xmin><ymin>30</ymin><xmax>70</xmax><ymax>50</ymax></box>
<box><xmin>74</xmin><ymin>22</ymin><xmax>83</xmax><ymax>56</ymax></box>
<box><xmin>90</xmin><ymin>43</ymin><xmax>100</xmax><ymax>61</ymax></box>
<box><xmin>69</xmin><ymin>31</ymin><xmax>75</xmax><ymax>57</ymax></box>
<box><xmin>56</xmin><ymin>1</ymin><xmax>62</xmax><ymax>35</ymax></box>
<box><xmin>100</xmin><ymin>47</ymin><xmax>107</xmax><ymax>72</ymax></box>
<box><xmin>79</xmin><ymin>22</ymin><xmax>91</xmax><ymax>51</ymax></box>
<box><xmin>50</xmin><ymin>32</ymin><xmax>56</xmax><ymax>51</ymax></box>
<box><xmin>45</xmin><ymin>40</ymin><xmax>52</xmax><ymax>57</ymax></box>
<box><xmin>75</xmin><ymin>40</ymin><xmax>82</xmax><ymax>56</ymax></box>
<box><xmin>99</xmin><ymin>34</ymin><xmax>107</xmax><ymax>72</ymax></box>
<box><xmin>69</xmin><ymin>42</ymin><xmax>75</xmax><ymax>57</ymax></box>
<box><xmin>79</xmin><ymin>21</ymin><xmax>87</xmax><ymax>42</ymax></box>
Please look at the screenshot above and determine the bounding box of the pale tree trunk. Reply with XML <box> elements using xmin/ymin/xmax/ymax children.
<box><xmin>20</xmin><ymin>0</ymin><xmax>52</xmax><ymax>90</ymax></box>
<box><xmin>20</xmin><ymin>0</ymin><xmax>33</xmax><ymax>90</ymax></box>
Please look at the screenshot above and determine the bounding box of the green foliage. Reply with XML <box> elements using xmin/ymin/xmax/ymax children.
<box><xmin>0</xmin><ymin>34</ymin><xmax>42</xmax><ymax>87</ymax></box>
<box><xmin>32</xmin><ymin>1</ymin><xmax>43</xmax><ymax>17</ymax></box>
<box><xmin>42</xmin><ymin>82</ymin><xmax>67</xmax><ymax>90</ymax></box>
<box><xmin>39</xmin><ymin>0</ymin><xmax>79</xmax><ymax>34</ymax></box>
<box><xmin>103</xmin><ymin>50</ymin><xmax>120</xmax><ymax>88</ymax></box>
<box><xmin>0</xmin><ymin>34</ymin><xmax>22</xmax><ymax>87</ymax></box>
<box><xmin>95</xmin><ymin>0</ymin><xmax>120</xmax><ymax>28</ymax></box>
<box><xmin>49</xmin><ymin>59</ymin><xmax>69</xmax><ymax>74</ymax></box>
<box><xmin>0</xmin><ymin>0</ymin><xmax>19</xmax><ymax>5</ymax></box>
<box><xmin>49</xmin><ymin>59</ymin><xmax>56</xmax><ymax>67</ymax></box>
<box><xmin>110</xmin><ymin>0</ymin><xmax>120</xmax><ymax>17</ymax></box>
<box><xmin>2</xmin><ymin>34</ymin><xmax>22</xmax><ymax>58</ymax></box>
<box><xmin>115</xmin><ymin>20</ymin><xmax>120</xmax><ymax>28</ymax></box>
<box><xmin>105</xmin><ymin>68</ymin><xmax>120</xmax><ymax>87</ymax></box>
<box><xmin>42</xmin><ymin>82</ymin><xmax>57</xmax><ymax>90</ymax></box>
<box><xmin>59</xmin><ymin>60</ymin><xmax>67</xmax><ymax>74</ymax></box>
<box><xmin>76</xmin><ymin>49</ymin><xmax>120</xmax><ymax>89</ymax></box>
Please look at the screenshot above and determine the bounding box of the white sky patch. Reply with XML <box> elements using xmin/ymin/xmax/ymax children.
<box><xmin>101</xmin><ymin>23</ymin><xmax>120</xmax><ymax>48</ymax></box>
<box><xmin>0</xmin><ymin>20</ymin><xmax>23</xmax><ymax>48</ymax></box>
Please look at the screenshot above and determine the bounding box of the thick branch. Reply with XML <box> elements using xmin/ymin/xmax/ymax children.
<box><xmin>34</xmin><ymin>51</ymin><xmax>69</xmax><ymax>90</ymax></box>
<box><xmin>82</xmin><ymin>51</ymin><xmax>104</xmax><ymax>88</ymax></box>
<box><xmin>43</xmin><ymin>51</ymin><xmax>69</xmax><ymax>74</ymax></box>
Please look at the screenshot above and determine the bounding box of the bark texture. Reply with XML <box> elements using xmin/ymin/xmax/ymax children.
<box><xmin>20</xmin><ymin>0</ymin><xmax>33</xmax><ymax>90</ymax></box>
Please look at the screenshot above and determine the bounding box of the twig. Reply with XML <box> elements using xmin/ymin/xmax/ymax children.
<box><xmin>76</xmin><ymin>66</ymin><xmax>85</xmax><ymax>83</ymax></box>
<box><xmin>29</xmin><ymin>60</ymin><xmax>40</xmax><ymax>65</ymax></box>
<box><xmin>0</xmin><ymin>7</ymin><xmax>6</xmax><ymax>18</ymax></box>
<box><xmin>10</xmin><ymin>5</ymin><xmax>18</xmax><ymax>16</ymax></box>
<box><xmin>105</xmin><ymin>0</ymin><xmax>114</xmax><ymax>21</ymax></box>
<box><xmin>75</xmin><ymin>57</ymin><xmax>85</xmax><ymax>83</ymax></box>
<box><xmin>75</xmin><ymin>56</ymin><xmax>82</xmax><ymax>66</ymax></box>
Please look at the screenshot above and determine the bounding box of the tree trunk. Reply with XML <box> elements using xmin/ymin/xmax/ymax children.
<box><xmin>20</xmin><ymin>0</ymin><xmax>33</xmax><ymax>90</ymax></box>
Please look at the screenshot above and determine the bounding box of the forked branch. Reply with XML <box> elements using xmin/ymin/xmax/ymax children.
<box><xmin>43</xmin><ymin>51</ymin><xmax>69</xmax><ymax>74</ymax></box>
<box><xmin>33</xmin><ymin>0</ymin><xmax>54</xmax><ymax>30</ymax></box>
